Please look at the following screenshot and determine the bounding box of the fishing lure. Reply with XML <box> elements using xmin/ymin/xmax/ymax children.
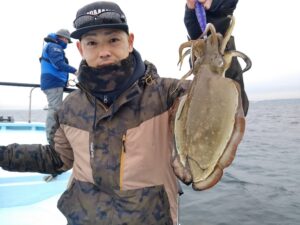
<box><xmin>195</xmin><ymin>1</ymin><xmax>207</xmax><ymax>33</ymax></box>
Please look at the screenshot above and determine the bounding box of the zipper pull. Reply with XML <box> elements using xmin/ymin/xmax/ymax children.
<box><xmin>103</xmin><ymin>95</ymin><xmax>108</xmax><ymax>104</ymax></box>
<box><xmin>122</xmin><ymin>134</ymin><xmax>126</xmax><ymax>153</ymax></box>
<box><xmin>90</xmin><ymin>142</ymin><xmax>95</xmax><ymax>158</ymax></box>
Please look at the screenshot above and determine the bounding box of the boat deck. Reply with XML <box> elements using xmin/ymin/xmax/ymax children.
<box><xmin>0</xmin><ymin>122</ymin><xmax>70</xmax><ymax>225</ymax></box>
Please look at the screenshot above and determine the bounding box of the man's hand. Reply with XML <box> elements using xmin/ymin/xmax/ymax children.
<box><xmin>73</xmin><ymin>70</ymin><xmax>79</xmax><ymax>77</ymax></box>
<box><xmin>186</xmin><ymin>0</ymin><xmax>213</xmax><ymax>10</ymax></box>
<box><xmin>67</xmin><ymin>78</ymin><xmax>77</xmax><ymax>87</ymax></box>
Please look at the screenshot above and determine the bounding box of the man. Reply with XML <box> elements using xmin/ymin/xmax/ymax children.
<box><xmin>40</xmin><ymin>29</ymin><xmax>77</xmax><ymax>142</ymax></box>
<box><xmin>184</xmin><ymin>0</ymin><xmax>250</xmax><ymax>115</ymax></box>
<box><xmin>0</xmin><ymin>2</ymin><xmax>191</xmax><ymax>224</ymax></box>
<box><xmin>1</xmin><ymin>0</ymin><xmax>251</xmax><ymax>223</ymax></box>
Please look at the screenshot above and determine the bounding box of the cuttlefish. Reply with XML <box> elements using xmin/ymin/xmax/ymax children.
<box><xmin>171</xmin><ymin>16</ymin><xmax>252</xmax><ymax>191</ymax></box>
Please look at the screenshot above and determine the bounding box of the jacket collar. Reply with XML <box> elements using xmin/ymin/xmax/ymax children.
<box><xmin>78</xmin><ymin>60</ymin><xmax>159</xmax><ymax>122</ymax></box>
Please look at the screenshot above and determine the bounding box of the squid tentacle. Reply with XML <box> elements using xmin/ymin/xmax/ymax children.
<box><xmin>220</xmin><ymin>15</ymin><xmax>235</xmax><ymax>54</ymax></box>
<box><xmin>222</xmin><ymin>50</ymin><xmax>252</xmax><ymax>77</ymax></box>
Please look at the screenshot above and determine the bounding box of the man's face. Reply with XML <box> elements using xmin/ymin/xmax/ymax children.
<box><xmin>59</xmin><ymin>37</ymin><xmax>69</xmax><ymax>44</ymax></box>
<box><xmin>77</xmin><ymin>28</ymin><xmax>134</xmax><ymax>68</ymax></box>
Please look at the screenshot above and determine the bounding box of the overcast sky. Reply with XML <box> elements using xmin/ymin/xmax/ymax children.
<box><xmin>0</xmin><ymin>0</ymin><xmax>299</xmax><ymax>109</ymax></box>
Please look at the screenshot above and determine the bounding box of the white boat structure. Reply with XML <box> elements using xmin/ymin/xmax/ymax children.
<box><xmin>0</xmin><ymin>81</ymin><xmax>75</xmax><ymax>225</ymax></box>
<box><xmin>0</xmin><ymin>121</ymin><xmax>72</xmax><ymax>225</ymax></box>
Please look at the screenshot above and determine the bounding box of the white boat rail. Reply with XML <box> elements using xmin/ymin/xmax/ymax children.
<box><xmin>0</xmin><ymin>81</ymin><xmax>75</xmax><ymax>123</ymax></box>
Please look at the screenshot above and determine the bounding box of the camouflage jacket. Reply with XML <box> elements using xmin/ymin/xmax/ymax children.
<box><xmin>0</xmin><ymin>61</ymin><xmax>189</xmax><ymax>225</ymax></box>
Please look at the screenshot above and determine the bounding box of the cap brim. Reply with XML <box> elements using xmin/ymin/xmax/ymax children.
<box><xmin>71</xmin><ymin>24</ymin><xmax>128</xmax><ymax>39</ymax></box>
<box><xmin>57</xmin><ymin>34</ymin><xmax>72</xmax><ymax>43</ymax></box>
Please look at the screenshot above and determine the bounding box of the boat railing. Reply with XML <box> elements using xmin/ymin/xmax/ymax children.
<box><xmin>0</xmin><ymin>82</ymin><xmax>75</xmax><ymax>123</ymax></box>
<box><xmin>0</xmin><ymin>122</ymin><xmax>46</xmax><ymax>131</ymax></box>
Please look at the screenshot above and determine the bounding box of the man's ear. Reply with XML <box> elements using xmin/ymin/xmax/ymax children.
<box><xmin>128</xmin><ymin>33</ymin><xmax>134</xmax><ymax>52</ymax></box>
<box><xmin>76</xmin><ymin>41</ymin><xmax>84</xmax><ymax>57</ymax></box>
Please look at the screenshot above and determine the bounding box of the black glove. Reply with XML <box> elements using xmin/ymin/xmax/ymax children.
<box><xmin>0</xmin><ymin>145</ymin><xmax>6</xmax><ymax>168</ymax></box>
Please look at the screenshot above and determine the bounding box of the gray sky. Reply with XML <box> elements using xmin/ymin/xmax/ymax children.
<box><xmin>0</xmin><ymin>0</ymin><xmax>299</xmax><ymax>109</ymax></box>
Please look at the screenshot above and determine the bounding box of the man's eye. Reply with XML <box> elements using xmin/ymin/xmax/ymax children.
<box><xmin>87</xmin><ymin>41</ymin><xmax>97</xmax><ymax>46</ymax></box>
<box><xmin>110</xmin><ymin>38</ymin><xmax>119</xmax><ymax>43</ymax></box>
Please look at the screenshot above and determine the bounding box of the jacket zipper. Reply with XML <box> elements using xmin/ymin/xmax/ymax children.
<box><xmin>120</xmin><ymin>134</ymin><xmax>126</xmax><ymax>190</ymax></box>
<box><xmin>90</xmin><ymin>142</ymin><xmax>95</xmax><ymax>158</ymax></box>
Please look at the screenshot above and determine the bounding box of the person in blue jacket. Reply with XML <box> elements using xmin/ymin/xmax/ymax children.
<box><xmin>40</xmin><ymin>29</ymin><xmax>77</xmax><ymax>143</ymax></box>
<box><xmin>184</xmin><ymin>0</ymin><xmax>250</xmax><ymax>116</ymax></box>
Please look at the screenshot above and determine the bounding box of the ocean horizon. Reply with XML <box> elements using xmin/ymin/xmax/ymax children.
<box><xmin>1</xmin><ymin>98</ymin><xmax>299</xmax><ymax>122</ymax></box>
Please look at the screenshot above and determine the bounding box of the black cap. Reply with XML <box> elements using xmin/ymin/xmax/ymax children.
<box><xmin>71</xmin><ymin>1</ymin><xmax>128</xmax><ymax>39</ymax></box>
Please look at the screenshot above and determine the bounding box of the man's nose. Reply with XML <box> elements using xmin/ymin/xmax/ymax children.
<box><xmin>98</xmin><ymin>47</ymin><xmax>111</xmax><ymax>58</ymax></box>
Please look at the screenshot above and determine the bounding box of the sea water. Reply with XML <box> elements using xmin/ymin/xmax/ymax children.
<box><xmin>0</xmin><ymin>99</ymin><xmax>300</xmax><ymax>225</ymax></box>
<box><xmin>179</xmin><ymin>99</ymin><xmax>300</xmax><ymax>225</ymax></box>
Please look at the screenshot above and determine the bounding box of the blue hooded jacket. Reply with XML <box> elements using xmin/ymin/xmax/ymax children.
<box><xmin>40</xmin><ymin>33</ymin><xmax>77</xmax><ymax>90</ymax></box>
